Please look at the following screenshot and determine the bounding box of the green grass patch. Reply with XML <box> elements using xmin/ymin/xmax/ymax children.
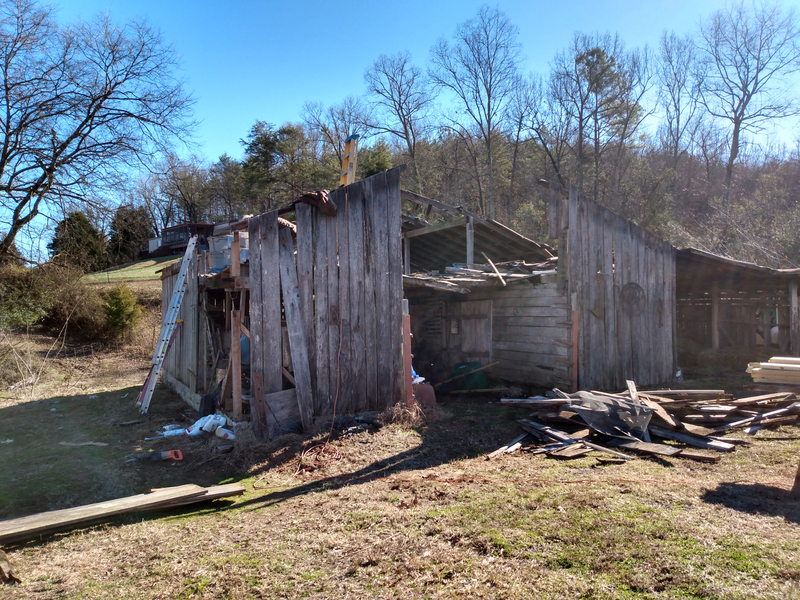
<box><xmin>82</xmin><ymin>256</ymin><xmax>180</xmax><ymax>283</ymax></box>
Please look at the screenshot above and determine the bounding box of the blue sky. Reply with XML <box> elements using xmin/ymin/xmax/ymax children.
<box><xmin>57</xmin><ymin>0</ymin><xmax>800</xmax><ymax>162</ymax></box>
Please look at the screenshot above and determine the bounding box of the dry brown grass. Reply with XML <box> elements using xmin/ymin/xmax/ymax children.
<box><xmin>2</xmin><ymin>320</ymin><xmax>800</xmax><ymax>598</ymax></box>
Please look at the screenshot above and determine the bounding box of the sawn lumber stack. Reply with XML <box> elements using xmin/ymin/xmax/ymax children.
<box><xmin>747</xmin><ymin>357</ymin><xmax>800</xmax><ymax>384</ymax></box>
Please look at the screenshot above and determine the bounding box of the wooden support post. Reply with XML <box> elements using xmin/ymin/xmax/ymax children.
<box><xmin>466</xmin><ymin>216</ymin><xmax>474</xmax><ymax>266</ymax></box>
<box><xmin>763</xmin><ymin>299</ymin><xmax>772</xmax><ymax>349</ymax></box>
<box><xmin>231</xmin><ymin>308</ymin><xmax>242</xmax><ymax>421</ymax></box>
<box><xmin>224</xmin><ymin>292</ymin><xmax>231</xmax><ymax>331</ymax></box>
<box><xmin>403</xmin><ymin>299</ymin><xmax>413</xmax><ymax>409</ymax></box>
<box><xmin>403</xmin><ymin>237</ymin><xmax>411</xmax><ymax>276</ymax></box>
<box><xmin>711</xmin><ymin>280</ymin><xmax>720</xmax><ymax>350</ymax></box>
<box><xmin>572</xmin><ymin>310</ymin><xmax>579</xmax><ymax>392</ymax></box>
<box><xmin>231</xmin><ymin>232</ymin><xmax>240</xmax><ymax>278</ymax></box>
<box><xmin>791</xmin><ymin>281</ymin><xmax>799</xmax><ymax>357</ymax></box>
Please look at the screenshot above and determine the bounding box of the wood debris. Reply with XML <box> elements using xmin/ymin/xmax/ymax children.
<box><xmin>496</xmin><ymin>384</ymin><xmax>799</xmax><ymax>463</ymax></box>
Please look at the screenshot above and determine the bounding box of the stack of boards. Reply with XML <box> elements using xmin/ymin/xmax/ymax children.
<box><xmin>748</xmin><ymin>357</ymin><xmax>800</xmax><ymax>385</ymax></box>
<box><xmin>0</xmin><ymin>483</ymin><xmax>244</xmax><ymax>546</ymax></box>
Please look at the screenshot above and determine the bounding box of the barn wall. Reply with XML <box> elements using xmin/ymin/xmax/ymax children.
<box><xmin>469</xmin><ymin>279</ymin><xmax>573</xmax><ymax>389</ymax></box>
<box><xmin>550</xmin><ymin>182</ymin><xmax>676</xmax><ymax>390</ymax></box>
<box><xmin>247</xmin><ymin>167</ymin><xmax>405</xmax><ymax>437</ymax></box>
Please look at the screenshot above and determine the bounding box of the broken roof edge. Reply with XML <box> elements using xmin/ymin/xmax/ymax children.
<box><xmin>677</xmin><ymin>247</ymin><xmax>800</xmax><ymax>277</ymax></box>
<box><xmin>400</xmin><ymin>188</ymin><xmax>555</xmax><ymax>257</ymax></box>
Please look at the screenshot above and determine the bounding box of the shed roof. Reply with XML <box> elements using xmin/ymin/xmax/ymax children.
<box><xmin>676</xmin><ymin>247</ymin><xmax>800</xmax><ymax>294</ymax></box>
<box><xmin>400</xmin><ymin>189</ymin><xmax>554</xmax><ymax>272</ymax></box>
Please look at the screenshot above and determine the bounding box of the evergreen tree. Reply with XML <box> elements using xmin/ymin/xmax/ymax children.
<box><xmin>48</xmin><ymin>212</ymin><xmax>107</xmax><ymax>273</ymax></box>
<box><xmin>108</xmin><ymin>205</ymin><xmax>154</xmax><ymax>265</ymax></box>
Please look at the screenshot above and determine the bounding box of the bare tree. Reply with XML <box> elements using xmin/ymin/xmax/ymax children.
<box><xmin>302</xmin><ymin>96</ymin><xmax>369</xmax><ymax>170</ymax></box>
<box><xmin>429</xmin><ymin>5</ymin><xmax>521</xmax><ymax>220</ymax></box>
<box><xmin>698</xmin><ymin>0</ymin><xmax>800</xmax><ymax>209</ymax></box>
<box><xmin>0</xmin><ymin>0</ymin><xmax>194</xmax><ymax>258</ymax></box>
<box><xmin>657</xmin><ymin>30</ymin><xmax>701</xmax><ymax>164</ymax></box>
<box><xmin>160</xmin><ymin>155</ymin><xmax>208</xmax><ymax>224</ymax></box>
<box><xmin>364</xmin><ymin>51</ymin><xmax>432</xmax><ymax>187</ymax></box>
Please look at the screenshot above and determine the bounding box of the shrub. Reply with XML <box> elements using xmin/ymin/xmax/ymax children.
<box><xmin>103</xmin><ymin>283</ymin><xmax>142</xmax><ymax>339</ymax></box>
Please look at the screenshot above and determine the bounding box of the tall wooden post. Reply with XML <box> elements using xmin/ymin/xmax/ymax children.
<box><xmin>466</xmin><ymin>217</ymin><xmax>474</xmax><ymax>266</ymax></box>
<box><xmin>711</xmin><ymin>281</ymin><xmax>720</xmax><ymax>349</ymax></box>
<box><xmin>403</xmin><ymin>237</ymin><xmax>411</xmax><ymax>275</ymax></box>
<box><xmin>231</xmin><ymin>232</ymin><xmax>240</xmax><ymax>278</ymax></box>
<box><xmin>762</xmin><ymin>297</ymin><xmax>772</xmax><ymax>350</ymax></box>
<box><xmin>231</xmin><ymin>308</ymin><xmax>242</xmax><ymax>421</ymax></box>
<box><xmin>791</xmin><ymin>280</ymin><xmax>799</xmax><ymax>356</ymax></box>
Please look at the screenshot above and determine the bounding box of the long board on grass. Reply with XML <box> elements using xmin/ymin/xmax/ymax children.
<box><xmin>0</xmin><ymin>483</ymin><xmax>245</xmax><ymax>545</ymax></box>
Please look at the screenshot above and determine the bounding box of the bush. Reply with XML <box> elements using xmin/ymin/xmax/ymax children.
<box><xmin>0</xmin><ymin>263</ymin><xmax>107</xmax><ymax>341</ymax></box>
<box><xmin>103</xmin><ymin>284</ymin><xmax>142</xmax><ymax>339</ymax></box>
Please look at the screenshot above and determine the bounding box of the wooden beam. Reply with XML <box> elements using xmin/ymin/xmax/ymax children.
<box><xmin>763</xmin><ymin>298</ymin><xmax>772</xmax><ymax>349</ymax></box>
<box><xmin>402</xmin><ymin>216</ymin><xmax>467</xmax><ymax>239</ymax></box>
<box><xmin>240</xmin><ymin>323</ymin><xmax>250</xmax><ymax>340</ymax></box>
<box><xmin>231</xmin><ymin>308</ymin><xmax>242</xmax><ymax>421</ymax></box>
<box><xmin>466</xmin><ymin>217</ymin><xmax>474</xmax><ymax>265</ymax></box>
<box><xmin>231</xmin><ymin>232</ymin><xmax>240</xmax><ymax>278</ymax></box>
<box><xmin>791</xmin><ymin>280</ymin><xmax>799</xmax><ymax>356</ymax></box>
<box><xmin>403</xmin><ymin>237</ymin><xmax>411</xmax><ymax>275</ymax></box>
<box><xmin>400</xmin><ymin>188</ymin><xmax>461</xmax><ymax>218</ymax></box>
<box><xmin>481</xmin><ymin>251</ymin><xmax>505</xmax><ymax>286</ymax></box>
<box><xmin>711</xmin><ymin>280</ymin><xmax>720</xmax><ymax>349</ymax></box>
<box><xmin>403</xmin><ymin>299</ymin><xmax>413</xmax><ymax>408</ymax></box>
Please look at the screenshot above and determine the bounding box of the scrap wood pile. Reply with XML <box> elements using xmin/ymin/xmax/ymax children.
<box><xmin>491</xmin><ymin>383</ymin><xmax>800</xmax><ymax>463</ymax></box>
<box><xmin>747</xmin><ymin>356</ymin><xmax>800</xmax><ymax>384</ymax></box>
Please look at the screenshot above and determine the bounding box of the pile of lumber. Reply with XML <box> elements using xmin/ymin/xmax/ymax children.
<box><xmin>747</xmin><ymin>357</ymin><xmax>800</xmax><ymax>385</ymax></box>
<box><xmin>0</xmin><ymin>483</ymin><xmax>245</xmax><ymax>546</ymax></box>
<box><xmin>491</xmin><ymin>383</ymin><xmax>800</xmax><ymax>463</ymax></box>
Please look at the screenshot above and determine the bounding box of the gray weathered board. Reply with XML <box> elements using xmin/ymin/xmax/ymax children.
<box><xmin>244</xmin><ymin>167</ymin><xmax>406</xmax><ymax>437</ymax></box>
<box><xmin>549</xmin><ymin>181</ymin><xmax>675</xmax><ymax>390</ymax></box>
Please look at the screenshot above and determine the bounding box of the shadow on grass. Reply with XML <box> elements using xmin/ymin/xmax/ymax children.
<box><xmin>701</xmin><ymin>482</ymin><xmax>800</xmax><ymax>524</ymax></box>
<box><xmin>233</xmin><ymin>399</ymin><xmax>570</xmax><ymax>511</ymax></box>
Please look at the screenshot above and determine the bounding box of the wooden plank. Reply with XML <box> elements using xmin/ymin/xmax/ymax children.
<box><xmin>677</xmin><ymin>450</ymin><xmax>721</xmax><ymax>463</ymax></box>
<box><xmin>490</xmin><ymin>305</ymin><xmax>570</xmax><ymax>317</ymax></box>
<box><xmin>295</xmin><ymin>203</ymin><xmax>316</xmax><ymax>398</ymax></box>
<box><xmin>387</xmin><ymin>167</ymin><xmax>404</xmax><ymax>407</ymax></box>
<box><xmin>231</xmin><ymin>232</ymin><xmax>240</xmax><ymax>278</ymax></box>
<box><xmin>577</xmin><ymin>188</ymin><xmax>590</xmax><ymax>388</ymax></box>
<box><xmin>517</xmin><ymin>419</ymin><xmax>634</xmax><ymax>460</ymax></box>
<box><xmin>0</xmin><ymin>485</ymin><xmax>208</xmax><ymax>545</ymax></box>
<box><xmin>231</xmin><ymin>308</ymin><xmax>242</xmax><ymax>421</ymax></box>
<box><xmin>326</xmin><ymin>191</ymin><xmax>341</xmax><ymax>412</ymax></box>
<box><xmin>261</xmin><ymin>212</ymin><xmax>283</xmax><ymax>397</ymax></box>
<box><xmin>313</xmin><ymin>209</ymin><xmax>331</xmax><ymax>415</ymax></box>
<box><xmin>602</xmin><ymin>204</ymin><xmax>618</xmax><ymax>390</ymax></box>
<box><xmin>549</xmin><ymin>444</ymin><xmax>592</xmax><ymax>458</ymax></box>
<box><xmin>649</xmin><ymin>425</ymin><xmax>735</xmax><ymax>452</ymax></box>
<box><xmin>712</xmin><ymin>403</ymin><xmax>800</xmax><ymax>432</ymax></box>
<box><xmin>606</xmin><ymin>438</ymin><xmax>681</xmax><ymax>456</ymax></box>
<box><xmin>791</xmin><ymin>281</ymin><xmax>799</xmax><ymax>356</ymax></box>
<box><xmin>617</xmin><ymin>214</ymin><xmax>634</xmax><ymax>382</ymax></box>
<box><xmin>587</xmin><ymin>198</ymin><xmax>606</xmax><ymax>389</ymax></box>
<box><xmin>371</xmin><ymin>171</ymin><xmax>392</xmax><ymax>407</ymax></box>
<box><xmin>487</xmin><ymin>433</ymin><xmax>529</xmax><ymax>459</ymax></box>
<box><xmin>250</xmin><ymin>371</ymin><xmax>266</xmax><ymax>437</ymax></box>
<box><xmin>348</xmin><ymin>181</ymin><xmax>367</xmax><ymax>412</ymax></box>
<box><xmin>279</xmin><ymin>225</ymin><xmax>314</xmax><ymax>431</ymax></box>
<box><xmin>361</xmin><ymin>176</ymin><xmax>378</xmax><ymax>411</ymax></box>
<box><xmin>264</xmin><ymin>388</ymin><xmax>302</xmax><ymax>438</ymax></box>
<box><xmin>336</xmin><ymin>185</ymin><xmax>352</xmax><ymax>413</ymax></box>
<box><xmin>402</xmin><ymin>216</ymin><xmax>467</xmax><ymax>238</ymax></box>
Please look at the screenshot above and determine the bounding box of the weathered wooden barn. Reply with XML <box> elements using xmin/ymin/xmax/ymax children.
<box><xmin>403</xmin><ymin>181</ymin><xmax>676</xmax><ymax>392</ymax></box>
<box><xmin>158</xmin><ymin>168</ymin><xmax>800</xmax><ymax>439</ymax></box>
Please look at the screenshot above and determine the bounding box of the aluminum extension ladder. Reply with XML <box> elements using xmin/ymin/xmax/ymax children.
<box><xmin>136</xmin><ymin>236</ymin><xmax>198</xmax><ymax>413</ymax></box>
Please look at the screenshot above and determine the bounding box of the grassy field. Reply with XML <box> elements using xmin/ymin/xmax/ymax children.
<box><xmin>1</xmin><ymin>335</ymin><xmax>799</xmax><ymax>598</ymax></box>
<box><xmin>82</xmin><ymin>256</ymin><xmax>179</xmax><ymax>284</ymax></box>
